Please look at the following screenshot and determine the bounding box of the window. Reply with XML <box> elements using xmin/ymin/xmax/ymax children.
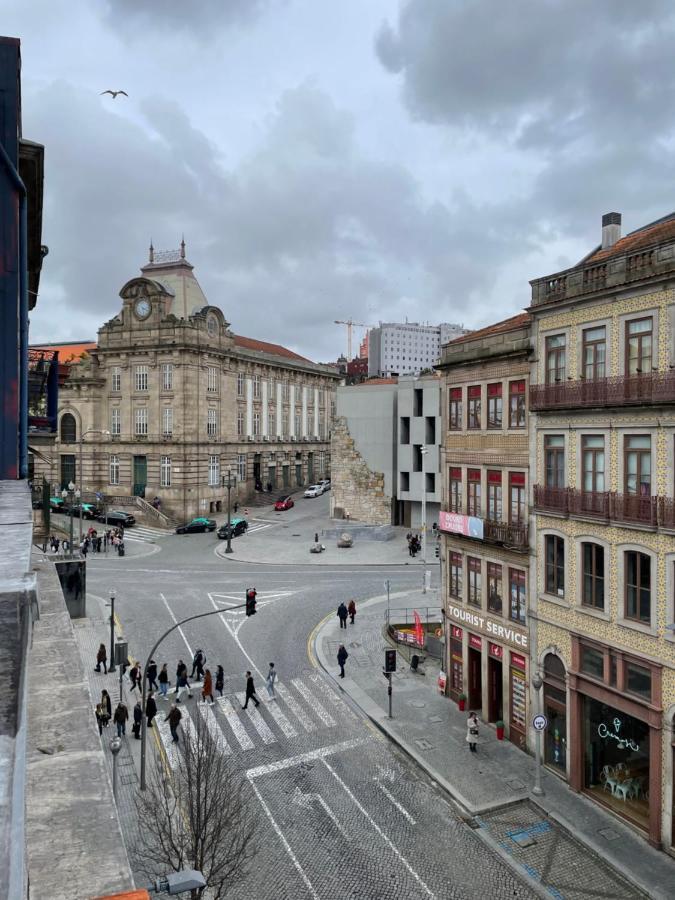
<box><xmin>160</xmin><ymin>455</ymin><xmax>171</xmax><ymax>488</ymax></box>
<box><xmin>237</xmin><ymin>410</ymin><xmax>244</xmax><ymax>437</ymax></box>
<box><xmin>283</xmin><ymin>382</ymin><xmax>290</xmax><ymax>402</ymax></box>
<box><xmin>544</xmin><ymin>435</ymin><xmax>565</xmax><ymax>488</ymax></box>
<box><xmin>400</xmin><ymin>417</ymin><xmax>410</xmax><ymax>444</ymax></box>
<box><xmin>162</xmin><ymin>407</ymin><xmax>173</xmax><ymax>437</ymax></box>
<box><xmin>624</xmin><ymin>435</ymin><xmax>651</xmax><ymax>495</ymax></box>
<box><xmin>449</xmin><ymin>468</ymin><xmax>462</xmax><ymax>512</ymax></box>
<box><xmin>449</xmin><ymin>552</ymin><xmax>463</xmax><ymax>598</ymax></box>
<box><xmin>509</xmin><ymin>472</ymin><xmax>526</xmax><ymax>524</ymax></box>
<box><xmin>294</xmin><ymin>413</ymin><xmax>301</xmax><ymax>437</ymax></box>
<box><xmin>425</xmin><ymin>472</ymin><xmax>435</xmax><ymax>493</ymax></box>
<box><xmin>487</xmin><ymin>383</ymin><xmax>502</xmax><ymax>429</ymax></box>
<box><xmin>487</xmin><ymin>471</ymin><xmax>502</xmax><ymax>521</ymax></box>
<box><xmin>161</xmin><ymin>363</ymin><xmax>173</xmax><ymax>391</ymax></box>
<box><xmin>582</xmin><ymin>326</ymin><xmax>606</xmax><ymax>380</ymax></box>
<box><xmin>582</xmin><ymin>435</ymin><xmax>605</xmax><ymax>492</ymax></box>
<box><xmin>400</xmin><ymin>471</ymin><xmax>410</xmax><ymax>492</ymax></box>
<box><xmin>580</xmin><ymin>644</ymin><xmax>604</xmax><ymax>679</ymax></box>
<box><xmin>253</xmin><ymin>375</ymin><xmax>260</xmax><ymax>399</ymax></box>
<box><xmin>111</xmin><ymin>408</ymin><xmax>121</xmax><ymax>436</ymax></box>
<box><xmin>509</xmin><ymin>569</ymin><xmax>526</xmax><ymax>623</ymax></box>
<box><xmin>134</xmin><ymin>408</ymin><xmax>148</xmax><ymax>436</ymax></box>
<box><xmin>60</xmin><ymin>413</ymin><xmax>76</xmax><ymax>443</ymax></box>
<box><xmin>625</xmin><ymin>551</ymin><xmax>651</xmax><ymax>623</ymax></box>
<box><xmin>545</xmin><ymin>535</ymin><xmax>565</xmax><ymax>596</ymax></box>
<box><xmin>134</xmin><ymin>365</ymin><xmax>148</xmax><ymax>392</ymax></box>
<box><xmin>449</xmin><ymin>388</ymin><xmax>462</xmax><ymax>430</ymax></box>
<box><xmin>208</xmin><ymin>454</ymin><xmax>220</xmax><ymax>487</ymax></box>
<box><xmin>207</xmin><ymin>366</ymin><xmax>218</xmax><ymax>392</ymax></box>
<box><xmin>467</xmin><ymin>385</ymin><xmax>481</xmax><ymax>429</ymax></box>
<box><xmin>487</xmin><ymin>563</ymin><xmax>502</xmax><ymax>613</ymax></box>
<box><xmin>237</xmin><ymin>373</ymin><xmax>244</xmax><ymax>396</ymax></box>
<box><xmin>545</xmin><ymin>334</ymin><xmax>566</xmax><ymax>383</ymax></box>
<box><xmin>626</xmin><ymin>317</ymin><xmax>652</xmax><ymax>375</ymax></box>
<box><xmin>237</xmin><ymin>453</ymin><xmax>246</xmax><ymax>481</ymax></box>
<box><xmin>111</xmin><ymin>367</ymin><xmax>121</xmax><ymax>392</ymax></box>
<box><xmin>625</xmin><ymin>662</ymin><xmax>651</xmax><ymax>699</ymax></box>
<box><xmin>467</xmin><ymin>469</ymin><xmax>481</xmax><ymax>516</ymax></box>
<box><xmin>468</xmin><ymin>557</ymin><xmax>481</xmax><ymax>607</ymax></box>
<box><xmin>581</xmin><ymin>543</ymin><xmax>604</xmax><ymax>609</ymax></box>
<box><xmin>508</xmin><ymin>380</ymin><xmax>526</xmax><ymax>428</ymax></box>
<box><xmin>109</xmin><ymin>454</ymin><xmax>119</xmax><ymax>485</ymax></box>
<box><xmin>253</xmin><ymin>412</ymin><xmax>260</xmax><ymax>436</ymax></box>
<box><xmin>207</xmin><ymin>408</ymin><xmax>217</xmax><ymax>437</ymax></box>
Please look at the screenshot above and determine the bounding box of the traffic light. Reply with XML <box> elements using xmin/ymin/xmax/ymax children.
<box><xmin>384</xmin><ymin>648</ymin><xmax>396</xmax><ymax>673</ymax></box>
<box><xmin>245</xmin><ymin>588</ymin><xmax>257</xmax><ymax>616</ymax></box>
<box><xmin>435</xmin><ymin>543</ymin><xmax>440</xmax><ymax>558</ymax></box>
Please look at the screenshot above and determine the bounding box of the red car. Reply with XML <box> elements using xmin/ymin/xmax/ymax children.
<box><xmin>274</xmin><ymin>495</ymin><xmax>294</xmax><ymax>511</ymax></box>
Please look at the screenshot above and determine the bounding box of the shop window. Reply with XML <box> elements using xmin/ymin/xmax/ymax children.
<box><xmin>467</xmin><ymin>385</ymin><xmax>481</xmax><ymax>430</ymax></box>
<box><xmin>545</xmin><ymin>334</ymin><xmax>566</xmax><ymax>383</ymax></box>
<box><xmin>487</xmin><ymin>383</ymin><xmax>502</xmax><ymax>429</ymax></box>
<box><xmin>449</xmin><ymin>388</ymin><xmax>462</xmax><ymax>431</ymax></box>
<box><xmin>580</xmin><ymin>644</ymin><xmax>604</xmax><ymax>679</ymax></box>
<box><xmin>625</xmin><ymin>317</ymin><xmax>652</xmax><ymax>376</ymax></box>
<box><xmin>449</xmin><ymin>468</ymin><xmax>462</xmax><ymax>513</ymax></box>
<box><xmin>582</xmin><ymin>326</ymin><xmax>606</xmax><ymax>380</ymax></box>
<box><xmin>508</xmin><ymin>380</ymin><xmax>526</xmax><ymax>428</ymax></box>
<box><xmin>487</xmin><ymin>471</ymin><xmax>502</xmax><ymax>521</ymax></box>
<box><xmin>487</xmin><ymin>563</ymin><xmax>502</xmax><ymax>613</ymax></box>
<box><xmin>509</xmin><ymin>569</ymin><xmax>526</xmax><ymax>623</ymax></box>
<box><xmin>581</xmin><ymin>543</ymin><xmax>604</xmax><ymax>610</ymax></box>
<box><xmin>468</xmin><ymin>557</ymin><xmax>481</xmax><ymax>607</ymax></box>
<box><xmin>544</xmin><ymin>435</ymin><xmax>565</xmax><ymax>488</ymax></box>
<box><xmin>624</xmin><ymin>551</ymin><xmax>651</xmax><ymax>624</ymax></box>
<box><xmin>449</xmin><ymin>552</ymin><xmax>463</xmax><ymax>599</ymax></box>
<box><xmin>467</xmin><ymin>469</ymin><xmax>481</xmax><ymax>516</ymax></box>
<box><xmin>545</xmin><ymin>534</ymin><xmax>565</xmax><ymax>597</ymax></box>
<box><xmin>625</xmin><ymin>663</ymin><xmax>651</xmax><ymax>700</ymax></box>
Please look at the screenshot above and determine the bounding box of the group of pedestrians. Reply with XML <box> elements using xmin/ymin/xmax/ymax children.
<box><xmin>49</xmin><ymin>526</ymin><xmax>125</xmax><ymax>557</ymax></box>
<box><xmin>406</xmin><ymin>532</ymin><xmax>421</xmax><ymax>557</ymax></box>
<box><xmin>335</xmin><ymin>599</ymin><xmax>357</xmax><ymax>678</ymax></box>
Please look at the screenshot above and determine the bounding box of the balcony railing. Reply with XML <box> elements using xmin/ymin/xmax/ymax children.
<box><xmin>530</xmin><ymin>372</ymin><xmax>675</xmax><ymax>411</ymax></box>
<box><xmin>483</xmin><ymin>519</ymin><xmax>529</xmax><ymax>549</ymax></box>
<box><xmin>534</xmin><ymin>485</ymin><xmax>663</xmax><ymax>528</ymax></box>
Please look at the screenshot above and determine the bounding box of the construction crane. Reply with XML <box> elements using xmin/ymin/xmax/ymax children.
<box><xmin>334</xmin><ymin>319</ymin><xmax>367</xmax><ymax>361</ymax></box>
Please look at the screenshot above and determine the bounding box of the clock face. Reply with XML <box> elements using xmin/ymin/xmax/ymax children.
<box><xmin>207</xmin><ymin>314</ymin><xmax>218</xmax><ymax>336</ymax></box>
<box><xmin>135</xmin><ymin>297</ymin><xmax>151</xmax><ymax>319</ymax></box>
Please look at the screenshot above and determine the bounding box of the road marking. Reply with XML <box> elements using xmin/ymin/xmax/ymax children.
<box><xmin>292</xmin><ymin>786</ymin><xmax>349</xmax><ymax>838</ymax></box>
<box><xmin>160</xmin><ymin>593</ymin><xmax>193</xmax><ymax>657</ymax></box>
<box><xmin>235</xmin><ymin>693</ymin><xmax>277</xmax><ymax>744</ymax></box>
<box><xmin>262</xmin><ymin>695</ymin><xmax>297</xmax><ymax>738</ymax></box>
<box><xmin>376</xmin><ymin>781</ymin><xmax>416</xmax><ymax>824</ymax></box>
<box><xmin>307</xmin><ymin>671</ymin><xmax>358</xmax><ymax>721</ymax></box>
<box><xmin>198</xmin><ymin>702</ymin><xmax>231</xmax><ymax>755</ymax></box>
<box><xmin>207</xmin><ymin>594</ymin><xmax>264</xmax><ymax>678</ymax></box>
<box><xmin>156</xmin><ymin>715</ymin><xmax>179</xmax><ymax>769</ymax></box>
<box><xmin>322</xmin><ymin>758</ymin><xmax>434</xmax><ymax>897</ymax></box>
<box><xmin>216</xmin><ymin>696</ymin><xmax>255</xmax><ymax>750</ymax></box>
<box><xmin>248</xmin><ymin>779</ymin><xmax>319</xmax><ymax>900</ymax></box>
<box><xmin>246</xmin><ymin>737</ymin><xmax>368</xmax><ymax>779</ymax></box>
<box><xmin>275</xmin><ymin>683</ymin><xmax>316</xmax><ymax>733</ymax></box>
<box><xmin>291</xmin><ymin>678</ymin><xmax>336</xmax><ymax>727</ymax></box>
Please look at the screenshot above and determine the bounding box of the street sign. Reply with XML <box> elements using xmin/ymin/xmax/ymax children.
<box><xmin>532</xmin><ymin>713</ymin><xmax>548</xmax><ymax>732</ymax></box>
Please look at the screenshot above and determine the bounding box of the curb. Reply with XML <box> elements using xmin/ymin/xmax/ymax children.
<box><xmin>213</xmin><ymin>543</ymin><xmax>434</xmax><ymax>567</ymax></box>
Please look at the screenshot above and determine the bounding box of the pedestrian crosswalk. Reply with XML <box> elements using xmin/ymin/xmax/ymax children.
<box><xmin>156</xmin><ymin>675</ymin><xmax>350</xmax><ymax>768</ymax></box>
<box><xmin>124</xmin><ymin>524</ymin><xmax>173</xmax><ymax>543</ymax></box>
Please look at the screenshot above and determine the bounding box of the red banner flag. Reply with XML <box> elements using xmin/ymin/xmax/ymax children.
<box><xmin>413</xmin><ymin>610</ymin><xmax>424</xmax><ymax>647</ymax></box>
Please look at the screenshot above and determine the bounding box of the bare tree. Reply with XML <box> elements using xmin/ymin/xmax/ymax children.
<box><xmin>134</xmin><ymin>711</ymin><xmax>257</xmax><ymax>898</ymax></box>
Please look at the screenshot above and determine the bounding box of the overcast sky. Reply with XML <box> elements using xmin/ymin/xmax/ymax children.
<box><xmin>6</xmin><ymin>0</ymin><xmax>675</xmax><ymax>362</ymax></box>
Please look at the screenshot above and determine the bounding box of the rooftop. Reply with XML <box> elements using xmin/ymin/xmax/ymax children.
<box><xmin>586</xmin><ymin>211</ymin><xmax>675</xmax><ymax>263</ymax></box>
<box><xmin>444</xmin><ymin>312</ymin><xmax>531</xmax><ymax>345</ymax></box>
<box><xmin>233</xmin><ymin>334</ymin><xmax>311</xmax><ymax>363</ymax></box>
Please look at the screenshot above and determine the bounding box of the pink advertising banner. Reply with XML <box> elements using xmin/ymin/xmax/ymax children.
<box><xmin>438</xmin><ymin>510</ymin><xmax>484</xmax><ymax>540</ymax></box>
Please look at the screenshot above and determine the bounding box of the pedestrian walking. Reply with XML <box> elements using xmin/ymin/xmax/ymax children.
<box><xmin>113</xmin><ymin>701</ymin><xmax>128</xmax><ymax>737</ymax></box>
<box><xmin>215</xmin><ymin>664</ymin><xmax>224</xmax><ymax>697</ymax></box>
<box><xmin>466</xmin><ymin>712</ymin><xmax>480</xmax><ymax>753</ymax></box>
<box><xmin>166</xmin><ymin>704</ymin><xmax>182</xmax><ymax>743</ymax></box>
<box><xmin>337</xmin><ymin>644</ymin><xmax>348</xmax><ymax>678</ymax></box>
<box><xmin>175</xmin><ymin>660</ymin><xmax>193</xmax><ymax>703</ymax></box>
<box><xmin>266</xmin><ymin>662</ymin><xmax>277</xmax><ymax>699</ymax></box>
<box><xmin>95</xmin><ymin>704</ymin><xmax>105</xmax><ymax>736</ymax></box>
<box><xmin>233</xmin><ymin>500</ymin><xmax>239</xmax><ymax>514</ymax></box>
<box><xmin>158</xmin><ymin>663</ymin><xmax>170</xmax><ymax>698</ymax></box>
<box><xmin>347</xmin><ymin>599</ymin><xmax>356</xmax><ymax>625</ymax></box>
<box><xmin>190</xmin><ymin>648</ymin><xmax>206</xmax><ymax>681</ymax></box>
<box><xmin>146</xmin><ymin>692</ymin><xmax>157</xmax><ymax>729</ymax></box>
<box><xmin>81</xmin><ymin>539</ymin><xmax>89</xmax><ymax>558</ymax></box>
<box><xmin>201</xmin><ymin>669</ymin><xmax>214</xmax><ymax>705</ymax></box>
<box><xmin>132</xmin><ymin>701</ymin><xmax>142</xmax><ymax>739</ymax></box>
<box><xmin>95</xmin><ymin>643</ymin><xmax>107</xmax><ymax>674</ymax></box>
<box><xmin>242</xmin><ymin>671</ymin><xmax>259</xmax><ymax>708</ymax></box>
<box><xmin>146</xmin><ymin>659</ymin><xmax>158</xmax><ymax>692</ymax></box>
<box><xmin>337</xmin><ymin>602</ymin><xmax>348</xmax><ymax>629</ymax></box>
<box><xmin>100</xmin><ymin>690</ymin><xmax>112</xmax><ymax>725</ymax></box>
<box><xmin>128</xmin><ymin>662</ymin><xmax>141</xmax><ymax>693</ymax></box>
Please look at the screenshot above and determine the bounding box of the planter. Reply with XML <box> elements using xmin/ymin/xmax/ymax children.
<box><xmin>495</xmin><ymin>721</ymin><xmax>505</xmax><ymax>740</ymax></box>
<box><xmin>458</xmin><ymin>696</ymin><xmax>466</xmax><ymax>712</ymax></box>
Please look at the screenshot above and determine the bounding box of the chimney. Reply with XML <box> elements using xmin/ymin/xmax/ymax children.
<box><xmin>601</xmin><ymin>212</ymin><xmax>622</xmax><ymax>250</ymax></box>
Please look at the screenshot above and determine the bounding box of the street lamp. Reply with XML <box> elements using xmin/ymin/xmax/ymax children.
<box><xmin>61</xmin><ymin>480</ymin><xmax>80</xmax><ymax>558</ymax></box>
<box><xmin>108</xmin><ymin>589</ymin><xmax>116</xmax><ymax>673</ymax></box>
<box><xmin>78</xmin><ymin>428</ymin><xmax>110</xmax><ymax>546</ymax></box>
<box><xmin>420</xmin><ymin>444</ymin><xmax>429</xmax><ymax>564</ymax></box>
<box><xmin>222</xmin><ymin>468</ymin><xmax>237</xmax><ymax>554</ymax></box>
<box><xmin>531</xmin><ymin>670</ymin><xmax>545</xmax><ymax>796</ymax></box>
<box><xmin>109</xmin><ymin>735</ymin><xmax>122</xmax><ymax>802</ymax></box>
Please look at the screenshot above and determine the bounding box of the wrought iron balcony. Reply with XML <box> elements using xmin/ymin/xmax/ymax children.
<box><xmin>534</xmin><ymin>485</ymin><xmax>661</xmax><ymax>528</ymax></box>
<box><xmin>483</xmin><ymin>519</ymin><xmax>529</xmax><ymax>550</ymax></box>
<box><xmin>529</xmin><ymin>372</ymin><xmax>675</xmax><ymax>411</ymax></box>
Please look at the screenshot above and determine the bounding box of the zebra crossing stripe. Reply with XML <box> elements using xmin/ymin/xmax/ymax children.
<box><xmin>291</xmin><ymin>679</ymin><xmax>336</xmax><ymax>727</ymax></box>
<box><xmin>275</xmin><ymin>683</ymin><xmax>316</xmax><ymax>732</ymax></box>
<box><xmin>307</xmin><ymin>671</ymin><xmax>358</xmax><ymax>720</ymax></box>
<box><xmin>263</xmin><ymin>695</ymin><xmax>298</xmax><ymax>738</ymax></box>
<box><xmin>199</xmin><ymin>702</ymin><xmax>231</xmax><ymax>755</ymax></box>
<box><xmin>216</xmin><ymin>697</ymin><xmax>255</xmax><ymax>750</ymax></box>
<box><xmin>235</xmin><ymin>694</ymin><xmax>277</xmax><ymax>744</ymax></box>
<box><xmin>156</xmin><ymin>715</ymin><xmax>179</xmax><ymax>769</ymax></box>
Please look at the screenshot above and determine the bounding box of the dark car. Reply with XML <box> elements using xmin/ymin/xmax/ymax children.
<box><xmin>49</xmin><ymin>496</ymin><xmax>66</xmax><ymax>512</ymax></box>
<box><xmin>176</xmin><ymin>516</ymin><xmax>217</xmax><ymax>535</ymax></box>
<box><xmin>274</xmin><ymin>495</ymin><xmax>294</xmax><ymax>511</ymax></box>
<box><xmin>217</xmin><ymin>517</ymin><xmax>248</xmax><ymax>539</ymax></box>
<box><xmin>67</xmin><ymin>502</ymin><xmax>101</xmax><ymax>520</ymax></box>
<box><xmin>98</xmin><ymin>510</ymin><xmax>136</xmax><ymax>528</ymax></box>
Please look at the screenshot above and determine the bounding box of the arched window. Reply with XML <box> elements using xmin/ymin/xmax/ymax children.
<box><xmin>60</xmin><ymin>413</ymin><xmax>77</xmax><ymax>443</ymax></box>
<box><xmin>544</xmin><ymin>653</ymin><xmax>565</xmax><ymax>681</ymax></box>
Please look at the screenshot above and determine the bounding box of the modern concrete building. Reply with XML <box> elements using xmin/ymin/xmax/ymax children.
<box><xmin>368</xmin><ymin>321</ymin><xmax>469</xmax><ymax>377</ymax></box>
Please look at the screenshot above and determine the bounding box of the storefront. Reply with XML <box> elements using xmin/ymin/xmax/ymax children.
<box><xmin>543</xmin><ymin>653</ymin><xmax>567</xmax><ymax>777</ymax></box>
<box><xmin>569</xmin><ymin>636</ymin><xmax>663</xmax><ymax>847</ymax></box>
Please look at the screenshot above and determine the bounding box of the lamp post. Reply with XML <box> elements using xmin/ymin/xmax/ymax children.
<box><xmin>531</xmin><ymin>671</ymin><xmax>545</xmax><ymax>796</ymax></box>
<box><xmin>108</xmin><ymin>589</ymin><xmax>116</xmax><ymax>673</ymax></box>
<box><xmin>420</xmin><ymin>444</ymin><xmax>428</xmax><ymax>564</ymax></box>
<box><xmin>61</xmin><ymin>480</ymin><xmax>80</xmax><ymax>558</ymax></box>
<box><xmin>222</xmin><ymin>468</ymin><xmax>237</xmax><ymax>554</ymax></box>
<box><xmin>78</xmin><ymin>428</ymin><xmax>110</xmax><ymax>546</ymax></box>
<box><xmin>109</xmin><ymin>736</ymin><xmax>121</xmax><ymax>802</ymax></box>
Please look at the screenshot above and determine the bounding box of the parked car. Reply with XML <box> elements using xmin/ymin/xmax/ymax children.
<box><xmin>67</xmin><ymin>502</ymin><xmax>101</xmax><ymax>519</ymax></box>
<box><xmin>217</xmin><ymin>517</ymin><xmax>248</xmax><ymax>539</ymax></box>
<box><xmin>318</xmin><ymin>479</ymin><xmax>331</xmax><ymax>491</ymax></box>
<box><xmin>49</xmin><ymin>496</ymin><xmax>65</xmax><ymax>511</ymax></box>
<box><xmin>98</xmin><ymin>510</ymin><xmax>136</xmax><ymax>528</ymax></box>
<box><xmin>274</xmin><ymin>495</ymin><xmax>294</xmax><ymax>511</ymax></box>
<box><xmin>176</xmin><ymin>516</ymin><xmax>217</xmax><ymax>534</ymax></box>
<box><xmin>304</xmin><ymin>485</ymin><xmax>324</xmax><ymax>498</ymax></box>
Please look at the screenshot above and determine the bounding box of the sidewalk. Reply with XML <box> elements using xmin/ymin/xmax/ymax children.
<box><xmin>314</xmin><ymin>592</ymin><xmax>672</xmax><ymax>900</ymax></box>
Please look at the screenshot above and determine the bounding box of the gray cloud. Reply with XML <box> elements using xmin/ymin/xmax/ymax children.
<box><xmin>101</xmin><ymin>0</ymin><xmax>275</xmax><ymax>39</ymax></box>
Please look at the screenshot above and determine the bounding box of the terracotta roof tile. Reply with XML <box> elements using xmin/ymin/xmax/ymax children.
<box><xmin>587</xmin><ymin>212</ymin><xmax>675</xmax><ymax>262</ymax></box>
<box><xmin>233</xmin><ymin>334</ymin><xmax>310</xmax><ymax>362</ymax></box>
<box><xmin>353</xmin><ymin>377</ymin><xmax>398</xmax><ymax>386</ymax></box>
<box><xmin>30</xmin><ymin>341</ymin><xmax>97</xmax><ymax>362</ymax></box>
<box><xmin>445</xmin><ymin>312</ymin><xmax>530</xmax><ymax>345</ymax></box>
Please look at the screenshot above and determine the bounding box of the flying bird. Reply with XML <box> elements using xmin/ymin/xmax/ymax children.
<box><xmin>100</xmin><ymin>90</ymin><xmax>128</xmax><ymax>99</ymax></box>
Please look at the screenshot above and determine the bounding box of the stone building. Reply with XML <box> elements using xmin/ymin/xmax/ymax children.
<box><xmin>37</xmin><ymin>245</ymin><xmax>340</xmax><ymax>519</ymax></box>
<box><xmin>436</xmin><ymin>314</ymin><xmax>532</xmax><ymax>750</ymax></box>
<box><xmin>529</xmin><ymin>212</ymin><xmax>675</xmax><ymax>851</ymax></box>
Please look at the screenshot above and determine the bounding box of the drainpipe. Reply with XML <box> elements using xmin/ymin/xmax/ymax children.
<box><xmin>0</xmin><ymin>140</ymin><xmax>28</xmax><ymax>478</ymax></box>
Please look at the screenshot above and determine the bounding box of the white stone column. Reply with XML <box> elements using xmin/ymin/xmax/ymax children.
<box><xmin>289</xmin><ymin>384</ymin><xmax>296</xmax><ymax>437</ymax></box>
<box><xmin>313</xmin><ymin>387</ymin><xmax>319</xmax><ymax>438</ymax></box>
<box><xmin>262</xmin><ymin>379</ymin><xmax>269</xmax><ymax>437</ymax></box>
<box><xmin>301</xmin><ymin>386</ymin><xmax>308</xmax><ymax>437</ymax></box>
<box><xmin>276</xmin><ymin>381</ymin><xmax>283</xmax><ymax>437</ymax></box>
<box><xmin>246</xmin><ymin>377</ymin><xmax>253</xmax><ymax>437</ymax></box>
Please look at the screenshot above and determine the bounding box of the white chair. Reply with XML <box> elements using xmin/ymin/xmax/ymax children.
<box><xmin>600</xmin><ymin>765</ymin><xmax>617</xmax><ymax>795</ymax></box>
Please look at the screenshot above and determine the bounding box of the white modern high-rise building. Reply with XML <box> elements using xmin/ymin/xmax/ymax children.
<box><xmin>368</xmin><ymin>322</ymin><xmax>469</xmax><ymax>377</ymax></box>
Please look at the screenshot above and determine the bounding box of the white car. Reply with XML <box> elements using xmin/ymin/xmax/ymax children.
<box><xmin>304</xmin><ymin>484</ymin><xmax>324</xmax><ymax>498</ymax></box>
<box><xmin>318</xmin><ymin>479</ymin><xmax>331</xmax><ymax>491</ymax></box>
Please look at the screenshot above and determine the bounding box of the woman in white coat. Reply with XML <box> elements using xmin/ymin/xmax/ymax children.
<box><xmin>466</xmin><ymin>712</ymin><xmax>480</xmax><ymax>753</ymax></box>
